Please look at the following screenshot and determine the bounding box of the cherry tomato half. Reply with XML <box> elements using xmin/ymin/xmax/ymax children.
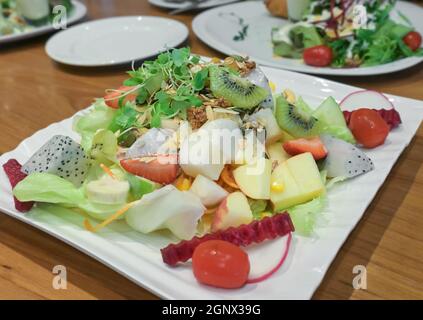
<box><xmin>192</xmin><ymin>240</ymin><xmax>250</xmax><ymax>289</ymax></box>
<box><xmin>104</xmin><ymin>86</ymin><xmax>137</xmax><ymax>109</ymax></box>
<box><xmin>303</xmin><ymin>45</ymin><xmax>333</xmax><ymax>67</ymax></box>
<box><xmin>403</xmin><ymin>31</ymin><xmax>422</xmax><ymax>52</ymax></box>
<box><xmin>349</xmin><ymin>108</ymin><xmax>390</xmax><ymax>149</ymax></box>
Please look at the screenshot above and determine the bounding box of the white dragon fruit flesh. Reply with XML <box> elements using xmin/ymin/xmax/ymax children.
<box><xmin>246</xmin><ymin>66</ymin><xmax>274</xmax><ymax>109</ymax></box>
<box><xmin>321</xmin><ymin>134</ymin><xmax>374</xmax><ymax>179</ymax></box>
<box><xmin>125</xmin><ymin>128</ymin><xmax>176</xmax><ymax>159</ymax></box>
<box><xmin>21</xmin><ymin>135</ymin><xmax>90</xmax><ymax>186</ymax></box>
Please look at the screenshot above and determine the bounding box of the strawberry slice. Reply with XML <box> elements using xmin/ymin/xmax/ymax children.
<box><xmin>104</xmin><ymin>86</ymin><xmax>137</xmax><ymax>109</ymax></box>
<box><xmin>2</xmin><ymin>159</ymin><xmax>34</xmax><ymax>212</ymax></box>
<box><xmin>283</xmin><ymin>137</ymin><xmax>328</xmax><ymax>160</ymax></box>
<box><xmin>120</xmin><ymin>154</ymin><xmax>179</xmax><ymax>185</ymax></box>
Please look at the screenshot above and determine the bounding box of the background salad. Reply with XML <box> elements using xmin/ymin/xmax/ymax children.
<box><xmin>271</xmin><ymin>0</ymin><xmax>423</xmax><ymax>67</ymax></box>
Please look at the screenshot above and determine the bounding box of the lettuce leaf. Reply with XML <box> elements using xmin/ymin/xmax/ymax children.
<box><xmin>73</xmin><ymin>101</ymin><xmax>116</xmax><ymax>152</ymax></box>
<box><xmin>248</xmin><ymin>198</ymin><xmax>268</xmax><ymax>219</ymax></box>
<box><xmin>290</xmin><ymin>25</ymin><xmax>323</xmax><ymax>49</ymax></box>
<box><xmin>126</xmin><ymin>173</ymin><xmax>156</xmax><ymax>200</ymax></box>
<box><xmin>90</xmin><ymin>129</ymin><xmax>118</xmax><ymax>165</ymax></box>
<box><xmin>13</xmin><ymin>171</ymin><xmax>133</xmax><ymax>221</ymax></box>
<box><xmin>13</xmin><ymin>173</ymin><xmax>85</xmax><ymax>205</ymax></box>
<box><xmin>288</xmin><ymin>197</ymin><xmax>327</xmax><ymax>236</ymax></box>
<box><xmin>77</xmin><ymin>201</ymin><xmax>126</xmax><ymax>221</ymax></box>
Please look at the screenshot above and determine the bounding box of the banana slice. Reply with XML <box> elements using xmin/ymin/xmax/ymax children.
<box><xmin>86</xmin><ymin>176</ymin><xmax>130</xmax><ymax>205</ymax></box>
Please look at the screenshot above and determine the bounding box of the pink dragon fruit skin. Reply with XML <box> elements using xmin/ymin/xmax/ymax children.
<box><xmin>21</xmin><ymin>135</ymin><xmax>90</xmax><ymax>187</ymax></box>
<box><xmin>321</xmin><ymin>134</ymin><xmax>374</xmax><ymax>179</ymax></box>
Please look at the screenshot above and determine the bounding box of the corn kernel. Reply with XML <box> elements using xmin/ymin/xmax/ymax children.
<box><xmin>176</xmin><ymin>177</ymin><xmax>192</xmax><ymax>191</ymax></box>
<box><xmin>269</xmin><ymin>81</ymin><xmax>276</xmax><ymax>93</ymax></box>
<box><xmin>271</xmin><ymin>181</ymin><xmax>285</xmax><ymax>193</ymax></box>
<box><xmin>260</xmin><ymin>212</ymin><xmax>273</xmax><ymax>219</ymax></box>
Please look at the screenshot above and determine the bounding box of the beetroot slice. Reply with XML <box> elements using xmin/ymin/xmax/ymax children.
<box><xmin>2</xmin><ymin>159</ymin><xmax>34</xmax><ymax>212</ymax></box>
<box><xmin>343</xmin><ymin>109</ymin><xmax>402</xmax><ymax>130</ymax></box>
<box><xmin>161</xmin><ymin>212</ymin><xmax>295</xmax><ymax>266</ymax></box>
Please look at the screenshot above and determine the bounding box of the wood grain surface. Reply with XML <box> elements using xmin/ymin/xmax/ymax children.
<box><xmin>0</xmin><ymin>0</ymin><xmax>422</xmax><ymax>300</ymax></box>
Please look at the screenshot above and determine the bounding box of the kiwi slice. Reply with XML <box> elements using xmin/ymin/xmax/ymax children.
<box><xmin>274</xmin><ymin>94</ymin><xmax>320</xmax><ymax>137</ymax></box>
<box><xmin>209</xmin><ymin>66</ymin><xmax>268</xmax><ymax>110</ymax></box>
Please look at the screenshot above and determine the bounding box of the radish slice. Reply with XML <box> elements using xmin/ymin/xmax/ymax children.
<box><xmin>340</xmin><ymin>90</ymin><xmax>394</xmax><ymax>111</ymax></box>
<box><xmin>246</xmin><ymin>232</ymin><xmax>292</xmax><ymax>284</ymax></box>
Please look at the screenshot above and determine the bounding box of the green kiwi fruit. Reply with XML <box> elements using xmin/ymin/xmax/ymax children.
<box><xmin>209</xmin><ymin>66</ymin><xmax>268</xmax><ymax>109</ymax></box>
<box><xmin>274</xmin><ymin>94</ymin><xmax>320</xmax><ymax>137</ymax></box>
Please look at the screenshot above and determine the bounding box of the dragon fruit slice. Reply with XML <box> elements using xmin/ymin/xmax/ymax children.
<box><xmin>21</xmin><ymin>135</ymin><xmax>90</xmax><ymax>187</ymax></box>
<box><xmin>246</xmin><ymin>66</ymin><xmax>274</xmax><ymax>109</ymax></box>
<box><xmin>125</xmin><ymin>128</ymin><xmax>176</xmax><ymax>159</ymax></box>
<box><xmin>321</xmin><ymin>134</ymin><xmax>374</xmax><ymax>179</ymax></box>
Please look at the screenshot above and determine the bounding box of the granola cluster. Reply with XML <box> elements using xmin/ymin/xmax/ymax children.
<box><xmin>187</xmin><ymin>106</ymin><xmax>208</xmax><ymax>130</ymax></box>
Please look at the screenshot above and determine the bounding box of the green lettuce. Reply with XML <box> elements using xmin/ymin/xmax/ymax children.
<box><xmin>290</xmin><ymin>25</ymin><xmax>323</xmax><ymax>49</ymax></box>
<box><xmin>90</xmin><ymin>129</ymin><xmax>118</xmax><ymax>165</ymax></box>
<box><xmin>288</xmin><ymin>196</ymin><xmax>327</xmax><ymax>236</ymax></box>
<box><xmin>126</xmin><ymin>173</ymin><xmax>156</xmax><ymax>200</ymax></box>
<box><xmin>73</xmin><ymin>101</ymin><xmax>116</xmax><ymax>152</ymax></box>
<box><xmin>77</xmin><ymin>201</ymin><xmax>126</xmax><ymax>221</ymax></box>
<box><xmin>248</xmin><ymin>199</ymin><xmax>268</xmax><ymax>220</ymax></box>
<box><xmin>13</xmin><ymin>171</ymin><xmax>135</xmax><ymax>221</ymax></box>
<box><xmin>13</xmin><ymin>173</ymin><xmax>85</xmax><ymax>205</ymax></box>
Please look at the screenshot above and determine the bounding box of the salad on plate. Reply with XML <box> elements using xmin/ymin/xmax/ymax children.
<box><xmin>2</xmin><ymin>47</ymin><xmax>402</xmax><ymax>289</ymax></box>
<box><xmin>270</xmin><ymin>0</ymin><xmax>423</xmax><ymax>68</ymax></box>
<box><xmin>0</xmin><ymin>0</ymin><xmax>73</xmax><ymax>36</ymax></box>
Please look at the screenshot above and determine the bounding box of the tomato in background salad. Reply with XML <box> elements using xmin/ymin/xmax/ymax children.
<box><xmin>303</xmin><ymin>45</ymin><xmax>333</xmax><ymax>67</ymax></box>
<box><xmin>403</xmin><ymin>31</ymin><xmax>422</xmax><ymax>52</ymax></box>
<box><xmin>348</xmin><ymin>109</ymin><xmax>390</xmax><ymax>149</ymax></box>
<box><xmin>192</xmin><ymin>240</ymin><xmax>250</xmax><ymax>289</ymax></box>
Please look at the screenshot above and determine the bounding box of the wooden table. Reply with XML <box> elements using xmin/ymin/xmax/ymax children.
<box><xmin>0</xmin><ymin>0</ymin><xmax>422</xmax><ymax>300</ymax></box>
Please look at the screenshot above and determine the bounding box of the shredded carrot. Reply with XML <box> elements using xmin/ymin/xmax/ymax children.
<box><xmin>100</xmin><ymin>163</ymin><xmax>116</xmax><ymax>179</ymax></box>
<box><xmin>220</xmin><ymin>165</ymin><xmax>239</xmax><ymax>189</ymax></box>
<box><xmin>84</xmin><ymin>202</ymin><xmax>135</xmax><ymax>233</ymax></box>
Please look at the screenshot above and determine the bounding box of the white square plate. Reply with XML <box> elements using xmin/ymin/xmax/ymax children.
<box><xmin>1</xmin><ymin>67</ymin><xmax>422</xmax><ymax>299</ymax></box>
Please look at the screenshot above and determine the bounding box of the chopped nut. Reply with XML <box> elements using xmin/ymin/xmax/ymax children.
<box><xmin>203</xmin><ymin>97</ymin><xmax>232</xmax><ymax>108</ymax></box>
<box><xmin>187</xmin><ymin>106</ymin><xmax>208</xmax><ymax>130</ymax></box>
<box><xmin>239</xmin><ymin>60</ymin><xmax>257</xmax><ymax>76</ymax></box>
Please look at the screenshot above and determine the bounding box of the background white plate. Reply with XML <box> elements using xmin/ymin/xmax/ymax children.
<box><xmin>0</xmin><ymin>0</ymin><xmax>86</xmax><ymax>45</ymax></box>
<box><xmin>149</xmin><ymin>0</ymin><xmax>241</xmax><ymax>10</ymax></box>
<box><xmin>45</xmin><ymin>16</ymin><xmax>189</xmax><ymax>67</ymax></box>
<box><xmin>193</xmin><ymin>1</ymin><xmax>423</xmax><ymax>76</ymax></box>
<box><xmin>0</xmin><ymin>67</ymin><xmax>422</xmax><ymax>299</ymax></box>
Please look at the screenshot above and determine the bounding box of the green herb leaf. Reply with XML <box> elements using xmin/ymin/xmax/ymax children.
<box><xmin>108</xmin><ymin>103</ymin><xmax>139</xmax><ymax>133</ymax></box>
<box><xmin>136</xmin><ymin>87</ymin><xmax>149</xmax><ymax>105</ymax></box>
<box><xmin>192</xmin><ymin>68</ymin><xmax>209</xmax><ymax>91</ymax></box>
<box><xmin>172</xmin><ymin>47</ymin><xmax>191</xmax><ymax>67</ymax></box>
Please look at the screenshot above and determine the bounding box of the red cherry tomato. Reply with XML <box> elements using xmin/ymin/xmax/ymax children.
<box><xmin>403</xmin><ymin>31</ymin><xmax>422</xmax><ymax>52</ymax></box>
<box><xmin>104</xmin><ymin>86</ymin><xmax>137</xmax><ymax>109</ymax></box>
<box><xmin>349</xmin><ymin>108</ymin><xmax>390</xmax><ymax>149</ymax></box>
<box><xmin>192</xmin><ymin>240</ymin><xmax>250</xmax><ymax>289</ymax></box>
<box><xmin>303</xmin><ymin>45</ymin><xmax>333</xmax><ymax>67</ymax></box>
